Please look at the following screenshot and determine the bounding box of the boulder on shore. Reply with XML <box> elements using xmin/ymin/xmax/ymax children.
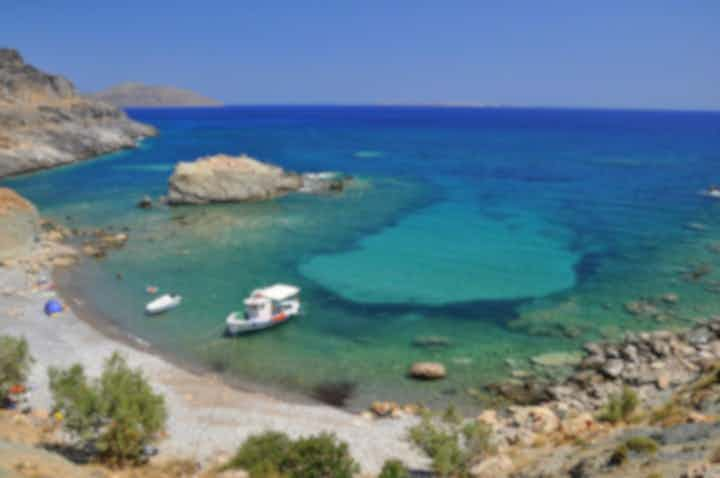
<box><xmin>409</xmin><ymin>362</ymin><xmax>446</xmax><ymax>380</ymax></box>
<box><xmin>167</xmin><ymin>154</ymin><xmax>348</xmax><ymax>205</ymax></box>
<box><xmin>0</xmin><ymin>188</ymin><xmax>40</xmax><ymax>260</ymax></box>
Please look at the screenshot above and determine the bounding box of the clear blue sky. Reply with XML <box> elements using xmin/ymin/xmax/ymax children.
<box><xmin>4</xmin><ymin>1</ymin><xmax>719</xmax><ymax>109</ymax></box>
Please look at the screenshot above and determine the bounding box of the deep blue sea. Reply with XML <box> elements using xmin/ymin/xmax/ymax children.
<box><xmin>5</xmin><ymin>106</ymin><xmax>720</xmax><ymax>409</ymax></box>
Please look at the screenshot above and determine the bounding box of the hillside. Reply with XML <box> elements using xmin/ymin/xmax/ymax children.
<box><xmin>92</xmin><ymin>82</ymin><xmax>221</xmax><ymax>107</ymax></box>
<box><xmin>0</xmin><ymin>48</ymin><xmax>156</xmax><ymax>177</ymax></box>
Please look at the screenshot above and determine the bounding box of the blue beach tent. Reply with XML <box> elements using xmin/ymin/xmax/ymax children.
<box><xmin>44</xmin><ymin>299</ymin><xmax>63</xmax><ymax>316</ymax></box>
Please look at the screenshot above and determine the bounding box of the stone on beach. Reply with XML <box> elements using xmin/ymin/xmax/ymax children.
<box><xmin>409</xmin><ymin>362</ymin><xmax>446</xmax><ymax>380</ymax></box>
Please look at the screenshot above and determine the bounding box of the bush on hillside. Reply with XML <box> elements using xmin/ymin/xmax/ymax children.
<box><xmin>598</xmin><ymin>386</ymin><xmax>639</xmax><ymax>424</ymax></box>
<box><xmin>48</xmin><ymin>352</ymin><xmax>167</xmax><ymax>466</ymax></box>
<box><xmin>624</xmin><ymin>436</ymin><xmax>659</xmax><ymax>454</ymax></box>
<box><xmin>223</xmin><ymin>431</ymin><xmax>293</xmax><ymax>477</ymax></box>
<box><xmin>378</xmin><ymin>458</ymin><xmax>409</xmax><ymax>478</ymax></box>
<box><xmin>408</xmin><ymin>405</ymin><xmax>494</xmax><ymax>478</ymax></box>
<box><xmin>0</xmin><ymin>335</ymin><xmax>33</xmax><ymax>402</ymax></box>
<box><xmin>223</xmin><ymin>431</ymin><xmax>358</xmax><ymax>478</ymax></box>
<box><xmin>281</xmin><ymin>433</ymin><xmax>358</xmax><ymax>478</ymax></box>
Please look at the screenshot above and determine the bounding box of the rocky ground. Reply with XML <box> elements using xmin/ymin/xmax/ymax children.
<box><xmin>0</xmin><ymin>48</ymin><xmax>155</xmax><ymax>178</ymax></box>
<box><xmin>167</xmin><ymin>153</ymin><xmax>348</xmax><ymax>204</ymax></box>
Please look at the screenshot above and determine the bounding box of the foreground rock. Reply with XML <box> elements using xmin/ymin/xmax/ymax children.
<box><xmin>409</xmin><ymin>362</ymin><xmax>446</xmax><ymax>380</ymax></box>
<box><xmin>0</xmin><ymin>48</ymin><xmax>156</xmax><ymax>178</ymax></box>
<box><xmin>0</xmin><ymin>188</ymin><xmax>40</xmax><ymax>261</ymax></box>
<box><xmin>167</xmin><ymin>154</ymin><xmax>349</xmax><ymax>205</ymax></box>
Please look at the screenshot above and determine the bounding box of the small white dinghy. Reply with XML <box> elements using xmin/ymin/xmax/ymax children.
<box><xmin>226</xmin><ymin>284</ymin><xmax>300</xmax><ymax>335</ymax></box>
<box><xmin>145</xmin><ymin>294</ymin><xmax>182</xmax><ymax>315</ymax></box>
<box><xmin>700</xmin><ymin>187</ymin><xmax>720</xmax><ymax>199</ymax></box>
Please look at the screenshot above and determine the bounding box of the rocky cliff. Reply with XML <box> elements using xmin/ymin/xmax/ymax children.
<box><xmin>0</xmin><ymin>188</ymin><xmax>39</xmax><ymax>261</ymax></box>
<box><xmin>0</xmin><ymin>49</ymin><xmax>156</xmax><ymax>178</ymax></box>
<box><xmin>167</xmin><ymin>154</ymin><xmax>347</xmax><ymax>205</ymax></box>
<box><xmin>91</xmin><ymin>82</ymin><xmax>221</xmax><ymax>107</ymax></box>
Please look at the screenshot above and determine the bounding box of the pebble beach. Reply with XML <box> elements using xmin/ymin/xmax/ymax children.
<box><xmin>0</xmin><ymin>240</ymin><xmax>426</xmax><ymax>474</ymax></box>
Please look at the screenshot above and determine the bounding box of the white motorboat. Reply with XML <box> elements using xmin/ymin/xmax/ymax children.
<box><xmin>226</xmin><ymin>284</ymin><xmax>301</xmax><ymax>335</ymax></box>
<box><xmin>145</xmin><ymin>294</ymin><xmax>182</xmax><ymax>315</ymax></box>
<box><xmin>701</xmin><ymin>188</ymin><xmax>720</xmax><ymax>199</ymax></box>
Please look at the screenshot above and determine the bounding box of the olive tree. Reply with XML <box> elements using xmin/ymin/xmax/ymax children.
<box><xmin>49</xmin><ymin>352</ymin><xmax>167</xmax><ymax>466</ymax></box>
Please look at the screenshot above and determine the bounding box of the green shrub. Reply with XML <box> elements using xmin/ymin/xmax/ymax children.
<box><xmin>49</xmin><ymin>352</ymin><xmax>167</xmax><ymax>466</ymax></box>
<box><xmin>598</xmin><ymin>387</ymin><xmax>639</xmax><ymax>424</ymax></box>
<box><xmin>408</xmin><ymin>406</ymin><xmax>494</xmax><ymax>478</ymax></box>
<box><xmin>624</xmin><ymin>436</ymin><xmax>659</xmax><ymax>454</ymax></box>
<box><xmin>378</xmin><ymin>459</ymin><xmax>409</xmax><ymax>478</ymax></box>
<box><xmin>650</xmin><ymin>400</ymin><xmax>688</xmax><ymax>427</ymax></box>
<box><xmin>0</xmin><ymin>336</ymin><xmax>33</xmax><ymax>401</ymax></box>
<box><xmin>224</xmin><ymin>431</ymin><xmax>358</xmax><ymax>478</ymax></box>
<box><xmin>223</xmin><ymin>431</ymin><xmax>292</xmax><ymax>477</ymax></box>
<box><xmin>280</xmin><ymin>433</ymin><xmax>359</xmax><ymax>478</ymax></box>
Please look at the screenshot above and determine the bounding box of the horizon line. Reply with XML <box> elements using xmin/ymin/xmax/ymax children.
<box><xmin>122</xmin><ymin>103</ymin><xmax>720</xmax><ymax>114</ymax></box>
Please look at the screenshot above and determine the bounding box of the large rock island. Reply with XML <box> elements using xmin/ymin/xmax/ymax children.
<box><xmin>0</xmin><ymin>49</ymin><xmax>156</xmax><ymax>178</ymax></box>
<box><xmin>168</xmin><ymin>154</ymin><xmax>346</xmax><ymax>205</ymax></box>
<box><xmin>91</xmin><ymin>82</ymin><xmax>221</xmax><ymax>107</ymax></box>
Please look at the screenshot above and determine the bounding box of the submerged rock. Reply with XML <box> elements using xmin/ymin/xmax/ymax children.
<box><xmin>531</xmin><ymin>352</ymin><xmax>582</xmax><ymax>368</ymax></box>
<box><xmin>412</xmin><ymin>335</ymin><xmax>453</xmax><ymax>349</ymax></box>
<box><xmin>137</xmin><ymin>195</ymin><xmax>153</xmax><ymax>209</ymax></box>
<box><xmin>167</xmin><ymin>154</ymin><xmax>349</xmax><ymax>205</ymax></box>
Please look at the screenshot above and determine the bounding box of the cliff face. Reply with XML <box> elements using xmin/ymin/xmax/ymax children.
<box><xmin>91</xmin><ymin>82</ymin><xmax>221</xmax><ymax>107</ymax></box>
<box><xmin>0</xmin><ymin>48</ymin><xmax>157</xmax><ymax>178</ymax></box>
<box><xmin>0</xmin><ymin>188</ymin><xmax>39</xmax><ymax>261</ymax></box>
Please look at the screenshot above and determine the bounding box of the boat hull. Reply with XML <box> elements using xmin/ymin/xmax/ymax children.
<box><xmin>225</xmin><ymin>311</ymin><xmax>295</xmax><ymax>336</ymax></box>
<box><xmin>145</xmin><ymin>295</ymin><xmax>182</xmax><ymax>315</ymax></box>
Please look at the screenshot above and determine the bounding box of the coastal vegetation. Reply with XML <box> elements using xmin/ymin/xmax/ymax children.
<box><xmin>378</xmin><ymin>459</ymin><xmax>409</xmax><ymax>478</ymax></box>
<box><xmin>597</xmin><ymin>386</ymin><xmax>639</xmax><ymax>424</ymax></box>
<box><xmin>222</xmin><ymin>430</ymin><xmax>359</xmax><ymax>478</ymax></box>
<box><xmin>408</xmin><ymin>406</ymin><xmax>494</xmax><ymax>477</ymax></box>
<box><xmin>48</xmin><ymin>352</ymin><xmax>167</xmax><ymax>466</ymax></box>
<box><xmin>0</xmin><ymin>335</ymin><xmax>32</xmax><ymax>402</ymax></box>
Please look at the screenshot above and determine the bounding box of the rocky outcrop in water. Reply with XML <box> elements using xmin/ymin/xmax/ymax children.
<box><xmin>0</xmin><ymin>188</ymin><xmax>39</xmax><ymax>261</ymax></box>
<box><xmin>167</xmin><ymin>154</ymin><xmax>348</xmax><ymax>205</ymax></box>
<box><xmin>0</xmin><ymin>48</ymin><xmax>156</xmax><ymax>178</ymax></box>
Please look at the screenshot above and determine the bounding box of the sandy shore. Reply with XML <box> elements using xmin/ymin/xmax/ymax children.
<box><xmin>0</xmin><ymin>245</ymin><xmax>426</xmax><ymax>474</ymax></box>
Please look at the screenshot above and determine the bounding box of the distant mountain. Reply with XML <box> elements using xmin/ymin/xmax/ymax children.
<box><xmin>91</xmin><ymin>82</ymin><xmax>221</xmax><ymax>107</ymax></box>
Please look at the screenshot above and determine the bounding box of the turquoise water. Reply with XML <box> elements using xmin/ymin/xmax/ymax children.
<box><xmin>5</xmin><ymin>106</ymin><xmax>720</xmax><ymax>409</ymax></box>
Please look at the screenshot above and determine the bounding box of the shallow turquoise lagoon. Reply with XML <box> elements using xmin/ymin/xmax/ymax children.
<box><xmin>5</xmin><ymin>106</ymin><xmax>720</xmax><ymax>409</ymax></box>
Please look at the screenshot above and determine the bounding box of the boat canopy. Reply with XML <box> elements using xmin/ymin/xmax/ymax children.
<box><xmin>252</xmin><ymin>284</ymin><xmax>300</xmax><ymax>301</ymax></box>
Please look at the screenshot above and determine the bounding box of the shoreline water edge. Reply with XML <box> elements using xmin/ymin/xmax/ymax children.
<box><xmin>0</xmin><ymin>227</ymin><xmax>426</xmax><ymax>473</ymax></box>
<box><xmin>4</xmin><ymin>208</ymin><xmax>720</xmax><ymax>475</ymax></box>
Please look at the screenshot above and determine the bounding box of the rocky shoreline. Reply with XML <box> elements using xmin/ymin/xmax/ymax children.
<box><xmin>365</xmin><ymin>317</ymin><xmax>720</xmax><ymax>476</ymax></box>
<box><xmin>0</xmin><ymin>48</ymin><xmax>155</xmax><ymax>178</ymax></box>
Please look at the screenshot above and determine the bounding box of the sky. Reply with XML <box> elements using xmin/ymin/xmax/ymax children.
<box><xmin>3</xmin><ymin>1</ymin><xmax>720</xmax><ymax>110</ymax></box>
